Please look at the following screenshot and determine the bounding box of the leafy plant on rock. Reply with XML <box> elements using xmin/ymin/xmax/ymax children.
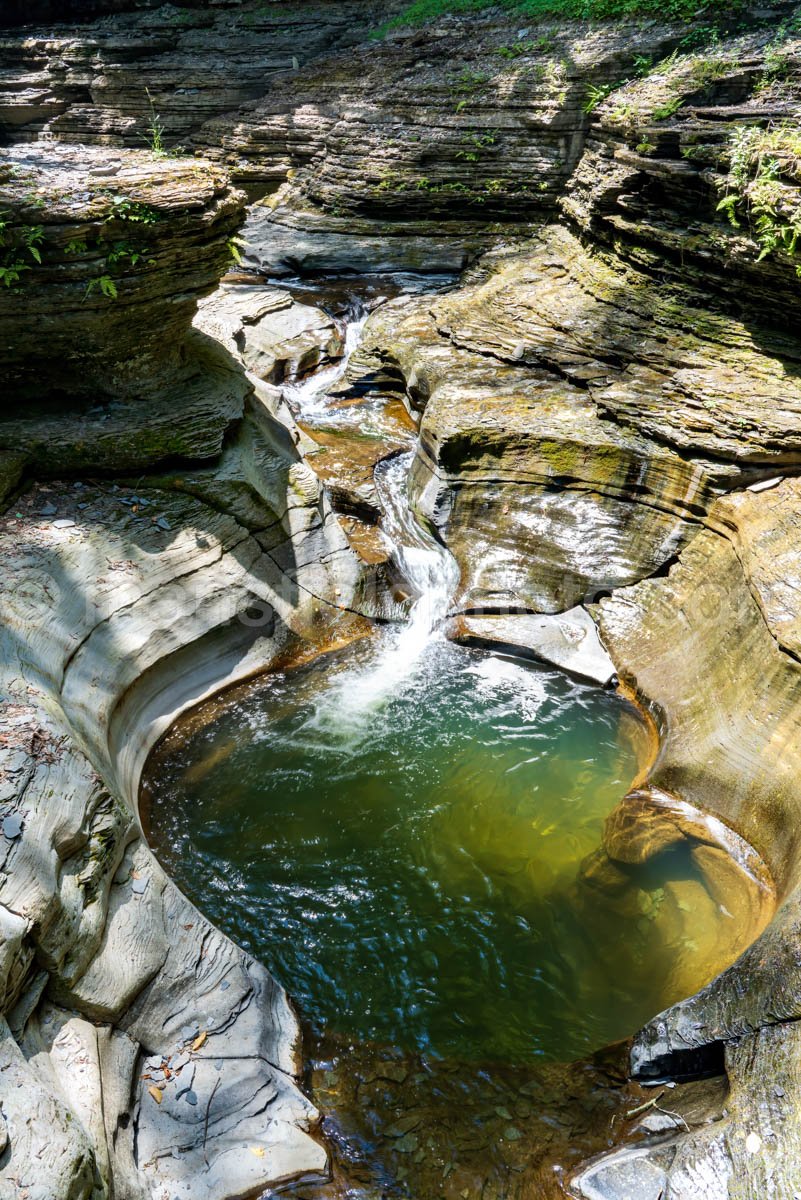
<box><xmin>717</xmin><ymin>122</ymin><xmax>801</xmax><ymax>273</ymax></box>
<box><xmin>85</xmin><ymin>274</ymin><xmax>119</xmax><ymax>300</ymax></box>
<box><xmin>0</xmin><ymin>210</ymin><xmax>44</xmax><ymax>288</ymax></box>
<box><xmin>583</xmin><ymin>80</ymin><xmax>618</xmax><ymax>113</ymax></box>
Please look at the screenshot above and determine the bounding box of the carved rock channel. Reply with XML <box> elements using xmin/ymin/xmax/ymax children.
<box><xmin>2</xmin><ymin>2</ymin><xmax>801</xmax><ymax>1198</ymax></box>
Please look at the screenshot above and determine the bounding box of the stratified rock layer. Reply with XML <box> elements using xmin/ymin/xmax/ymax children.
<box><xmin>0</xmin><ymin>143</ymin><xmax>242</xmax><ymax>399</ymax></box>
<box><xmin>0</xmin><ymin>144</ymin><xmax>370</xmax><ymax>1200</ymax></box>
<box><xmin>201</xmin><ymin>22</ymin><xmax>682</xmax><ymax>215</ymax></box>
<box><xmin>3</xmin><ymin>4</ymin><xmax>801</xmax><ymax>1199</ymax></box>
<box><xmin>0</xmin><ymin>1</ymin><xmax>394</xmax><ymax>147</ymax></box>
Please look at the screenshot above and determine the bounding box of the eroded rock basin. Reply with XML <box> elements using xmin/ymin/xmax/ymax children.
<box><xmin>142</xmin><ymin>635</ymin><xmax>772</xmax><ymax>1197</ymax></box>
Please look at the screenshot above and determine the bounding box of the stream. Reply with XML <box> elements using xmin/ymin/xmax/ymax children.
<box><xmin>142</xmin><ymin>276</ymin><xmax>769</xmax><ymax>1199</ymax></box>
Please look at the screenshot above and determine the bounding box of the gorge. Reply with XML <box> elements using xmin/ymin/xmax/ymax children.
<box><xmin>2</xmin><ymin>2</ymin><xmax>801</xmax><ymax>1198</ymax></box>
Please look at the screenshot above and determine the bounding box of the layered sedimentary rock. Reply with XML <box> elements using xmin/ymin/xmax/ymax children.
<box><xmin>303</xmin><ymin>21</ymin><xmax>801</xmax><ymax>1195</ymax></box>
<box><xmin>202</xmin><ymin>21</ymin><xmax>684</xmax><ymax>214</ymax></box>
<box><xmin>565</xmin><ymin>23</ymin><xmax>801</xmax><ymax>315</ymax></box>
<box><xmin>209</xmin><ymin>18</ymin><xmax>690</xmax><ymax>274</ymax></box>
<box><xmin>447</xmin><ymin>607</ymin><xmax>618</xmax><ymax>685</ymax></box>
<box><xmin>0</xmin><ymin>1</ymin><xmax>392</xmax><ymax>148</ymax></box>
<box><xmin>3</xmin><ymin>4</ymin><xmax>801</xmax><ymax>1199</ymax></box>
<box><xmin>345</xmin><ymin>238</ymin><xmax>758</xmax><ymax>613</ymax></box>
<box><xmin>571</xmin><ymin>481</ymin><xmax>801</xmax><ymax>1198</ymax></box>
<box><xmin>190</xmin><ymin>279</ymin><xmax>416</xmax><ymax>600</ymax></box>
<box><xmin>194</xmin><ymin>282</ymin><xmax>345</xmax><ymax>384</ymax></box>
<box><xmin>1</xmin><ymin>0</ymin><xmax>228</xmax><ymax>26</ymax></box>
<box><xmin>0</xmin><ymin>476</ymin><xmax>345</xmax><ymax>1200</ymax></box>
<box><xmin>0</xmin><ymin>145</ymin><xmax>370</xmax><ymax>1200</ymax></box>
<box><xmin>0</xmin><ymin>141</ymin><xmax>249</xmax><ymax>491</ymax></box>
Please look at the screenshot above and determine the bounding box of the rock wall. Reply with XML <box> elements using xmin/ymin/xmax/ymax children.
<box><xmin>0</xmin><ymin>146</ymin><xmax>372</xmax><ymax>1199</ymax></box>
<box><xmin>200</xmin><ymin>21</ymin><xmax>685</xmax><ymax>215</ymax></box>
<box><xmin>571</xmin><ymin>482</ymin><xmax>801</xmax><ymax>1199</ymax></box>
<box><xmin>564</xmin><ymin>22</ymin><xmax>801</xmax><ymax>317</ymax></box>
<box><xmin>0</xmin><ymin>144</ymin><xmax>242</xmax><ymax>401</ymax></box>
<box><xmin>4</xmin><ymin>4</ymin><xmax>801</xmax><ymax>1199</ymax></box>
<box><xmin>0</xmin><ymin>0</ymin><xmax>268</xmax><ymax>25</ymax></box>
<box><xmin>0</xmin><ymin>1</ymin><xmax>394</xmax><ymax>149</ymax></box>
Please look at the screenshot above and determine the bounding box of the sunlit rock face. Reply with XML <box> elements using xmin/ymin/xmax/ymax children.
<box><xmin>194</xmin><ymin>283</ymin><xmax>345</xmax><ymax>384</ymax></box>
<box><xmin>346</xmin><ymin>232</ymin><xmax>756</xmax><ymax>614</ymax></box>
<box><xmin>349</xmin><ymin>181</ymin><xmax>801</xmax><ymax>609</ymax></box>
<box><xmin>0</xmin><ymin>144</ymin><xmax>242</xmax><ymax>393</ymax></box>
<box><xmin>201</xmin><ymin>17</ymin><xmax>692</xmax><ymax>278</ymax></box>
<box><xmin>0</xmin><ymin>142</ymin><xmax>252</xmax><ymax>495</ymax></box>
<box><xmin>1</xmin><ymin>3</ymin><xmax>801</xmax><ymax>1199</ymax></box>
<box><xmin>564</xmin><ymin>24</ymin><xmax>801</xmax><ymax>318</ymax></box>
<box><xmin>199</xmin><ymin>21</ymin><xmax>683</xmax><ymax>216</ymax></box>
<box><xmin>0</xmin><ymin>1</ymin><xmax>390</xmax><ymax>147</ymax></box>
<box><xmin>0</xmin><ymin>138</ymin><xmax>367</xmax><ymax>1199</ymax></box>
<box><xmin>0</xmin><ymin>479</ymin><xmax>337</xmax><ymax>1200</ymax></box>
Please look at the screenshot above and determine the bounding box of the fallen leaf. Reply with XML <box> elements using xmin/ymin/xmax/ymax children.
<box><xmin>148</xmin><ymin>1086</ymin><xmax>163</xmax><ymax>1105</ymax></box>
<box><xmin>249</xmin><ymin>1146</ymin><xmax>265</xmax><ymax>1158</ymax></box>
<box><xmin>192</xmin><ymin>1031</ymin><xmax>208</xmax><ymax>1052</ymax></box>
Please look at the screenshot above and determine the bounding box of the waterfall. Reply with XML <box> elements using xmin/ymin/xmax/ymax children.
<box><xmin>322</xmin><ymin>452</ymin><xmax>458</xmax><ymax>726</ymax></box>
<box><xmin>282</xmin><ymin>300</ymin><xmax>370</xmax><ymax>420</ymax></box>
<box><xmin>303</xmin><ymin>448</ymin><xmax>458</xmax><ymax>736</ymax></box>
<box><xmin>375</xmin><ymin>452</ymin><xmax>458</xmax><ymax>649</ymax></box>
<box><xmin>280</xmin><ymin>291</ymin><xmax>459</xmax><ymax>731</ymax></box>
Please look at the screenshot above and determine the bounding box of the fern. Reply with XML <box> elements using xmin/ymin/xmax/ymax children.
<box><xmin>85</xmin><ymin>275</ymin><xmax>119</xmax><ymax>300</ymax></box>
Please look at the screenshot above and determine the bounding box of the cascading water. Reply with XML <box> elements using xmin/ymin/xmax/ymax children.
<box><xmin>372</xmin><ymin>452</ymin><xmax>458</xmax><ymax>652</ymax></box>
<box><xmin>282</xmin><ymin>299</ymin><xmax>370</xmax><ymax>420</ymax></box>
<box><xmin>280</xmin><ymin>291</ymin><xmax>460</xmax><ymax>725</ymax></box>
<box><xmin>317</xmin><ymin>453</ymin><xmax>459</xmax><ymax>730</ymax></box>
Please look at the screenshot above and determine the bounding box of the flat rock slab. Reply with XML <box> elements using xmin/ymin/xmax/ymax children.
<box><xmin>447</xmin><ymin>607</ymin><xmax>617</xmax><ymax>686</ymax></box>
<box><xmin>194</xmin><ymin>283</ymin><xmax>344</xmax><ymax>384</ymax></box>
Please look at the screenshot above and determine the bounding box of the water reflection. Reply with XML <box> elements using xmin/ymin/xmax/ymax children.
<box><xmin>143</xmin><ymin>639</ymin><xmax>757</xmax><ymax>1064</ymax></box>
<box><xmin>142</xmin><ymin>637</ymin><xmax>773</xmax><ymax>1197</ymax></box>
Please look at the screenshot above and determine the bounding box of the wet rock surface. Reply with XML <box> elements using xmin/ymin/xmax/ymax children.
<box><xmin>346</xmin><ymin>252</ymin><xmax>740</xmax><ymax>612</ymax></box>
<box><xmin>0</xmin><ymin>466</ymin><xmax>361</xmax><ymax>1197</ymax></box>
<box><xmin>194</xmin><ymin>283</ymin><xmax>345</xmax><ymax>384</ymax></box>
<box><xmin>2</xmin><ymin>3</ymin><xmax>801</xmax><ymax>1198</ymax></box>
<box><xmin>448</xmin><ymin>608</ymin><xmax>618</xmax><ymax>686</ymax></box>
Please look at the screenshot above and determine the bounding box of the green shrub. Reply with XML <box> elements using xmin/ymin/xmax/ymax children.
<box><xmin>377</xmin><ymin>0</ymin><xmax>743</xmax><ymax>32</ymax></box>
<box><xmin>717</xmin><ymin>123</ymin><xmax>801</xmax><ymax>273</ymax></box>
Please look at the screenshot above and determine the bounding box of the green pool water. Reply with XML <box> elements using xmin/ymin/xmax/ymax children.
<box><xmin>143</xmin><ymin>636</ymin><xmax>746</xmax><ymax>1065</ymax></box>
